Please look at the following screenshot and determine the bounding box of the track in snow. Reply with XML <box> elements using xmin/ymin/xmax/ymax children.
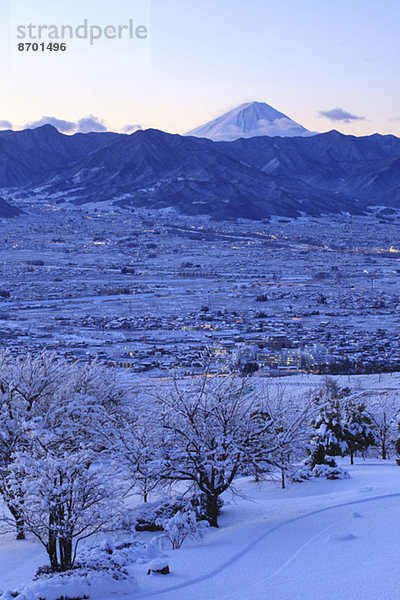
<box><xmin>133</xmin><ymin>492</ymin><xmax>400</xmax><ymax>600</ymax></box>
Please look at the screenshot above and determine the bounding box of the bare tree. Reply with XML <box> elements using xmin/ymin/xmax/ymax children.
<box><xmin>366</xmin><ymin>393</ymin><xmax>399</xmax><ymax>460</ymax></box>
<box><xmin>154</xmin><ymin>374</ymin><xmax>292</xmax><ymax>527</ymax></box>
<box><xmin>112</xmin><ymin>407</ymin><xmax>163</xmax><ymax>503</ymax></box>
<box><xmin>259</xmin><ymin>385</ymin><xmax>316</xmax><ymax>488</ymax></box>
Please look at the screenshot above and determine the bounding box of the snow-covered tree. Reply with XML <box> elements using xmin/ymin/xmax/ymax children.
<box><xmin>5</xmin><ymin>390</ymin><xmax>121</xmax><ymax>572</ymax></box>
<box><xmin>112</xmin><ymin>407</ymin><xmax>163</xmax><ymax>503</ymax></box>
<box><xmin>250</xmin><ymin>385</ymin><xmax>315</xmax><ymax>488</ymax></box>
<box><xmin>66</xmin><ymin>360</ymin><xmax>128</xmax><ymax>414</ymax></box>
<box><xmin>308</xmin><ymin>380</ymin><xmax>349</xmax><ymax>471</ymax></box>
<box><xmin>0</xmin><ymin>352</ymin><xmax>126</xmax><ymax>560</ymax></box>
<box><xmin>157</xmin><ymin>509</ymin><xmax>209</xmax><ymax>550</ymax></box>
<box><xmin>153</xmin><ymin>374</ymin><xmax>282</xmax><ymax>527</ymax></box>
<box><xmin>366</xmin><ymin>394</ymin><xmax>399</xmax><ymax>460</ymax></box>
<box><xmin>16</xmin><ymin>447</ymin><xmax>116</xmax><ymax>571</ymax></box>
<box><xmin>395</xmin><ymin>422</ymin><xmax>400</xmax><ymax>466</ymax></box>
<box><xmin>309</xmin><ymin>399</ymin><xmax>347</xmax><ymax>468</ymax></box>
<box><xmin>343</xmin><ymin>398</ymin><xmax>375</xmax><ymax>464</ymax></box>
<box><xmin>0</xmin><ymin>352</ymin><xmax>66</xmax><ymax>539</ymax></box>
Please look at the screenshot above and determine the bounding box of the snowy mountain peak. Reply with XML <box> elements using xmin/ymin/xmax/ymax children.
<box><xmin>186</xmin><ymin>101</ymin><xmax>312</xmax><ymax>141</ymax></box>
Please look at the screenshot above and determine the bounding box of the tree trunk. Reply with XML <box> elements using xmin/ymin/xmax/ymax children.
<box><xmin>48</xmin><ymin>534</ymin><xmax>58</xmax><ymax>571</ymax></box>
<box><xmin>350</xmin><ymin>449</ymin><xmax>354</xmax><ymax>465</ymax></box>
<box><xmin>59</xmin><ymin>536</ymin><xmax>73</xmax><ymax>571</ymax></box>
<box><xmin>206</xmin><ymin>494</ymin><xmax>219</xmax><ymax>528</ymax></box>
<box><xmin>281</xmin><ymin>468</ymin><xmax>286</xmax><ymax>489</ymax></box>
<box><xmin>48</xmin><ymin>511</ymin><xmax>59</xmax><ymax>572</ymax></box>
<box><xmin>8</xmin><ymin>503</ymin><xmax>25</xmax><ymax>540</ymax></box>
<box><xmin>382</xmin><ymin>442</ymin><xmax>387</xmax><ymax>460</ymax></box>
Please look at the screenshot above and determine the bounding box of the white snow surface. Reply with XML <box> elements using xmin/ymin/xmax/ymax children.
<box><xmin>1</xmin><ymin>459</ymin><xmax>399</xmax><ymax>600</ymax></box>
<box><xmin>0</xmin><ymin>572</ymin><xmax>136</xmax><ymax>600</ymax></box>
<box><xmin>186</xmin><ymin>101</ymin><xmax>313</xmax><ymax>141</ymax></box>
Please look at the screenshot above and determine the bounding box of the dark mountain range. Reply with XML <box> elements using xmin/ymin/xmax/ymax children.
<box><xmin>1</xmin><ymin>124</ymin><xmax>400</xmax><ymax>219</ymax></box>
<box><xmin>0</xmin><ymin>125</ymin><xmax>121</xmax><ymax>187</ymax></box>
<box><xmin>0</xmin><ymin>197</ymin><xmax>22</xmax><ymax>218</ymax></box>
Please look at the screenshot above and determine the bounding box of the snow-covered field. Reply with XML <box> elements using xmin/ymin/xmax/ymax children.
<box><xmin>2</xmin><ymin>459</ymin><xmax>399</xmax><ymax>600</ymax></box>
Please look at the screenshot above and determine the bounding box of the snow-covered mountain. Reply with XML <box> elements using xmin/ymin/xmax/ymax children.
<box><xmin>186</xmin><ymin>101</ymin><xmax>312</xmax><ymax>141</ymax></box>
<box><xmin>3</xmin><ymin>125</ymin><xmax>400</xmax><ymax>219</ymax></box>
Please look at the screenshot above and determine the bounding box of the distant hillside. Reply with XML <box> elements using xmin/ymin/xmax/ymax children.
<box><xmin>1</xmin><ymin>124</ymin><xmax>400</xmax><ymax>219</ymax></box>
<box><xmin>0</xmin><ymin>197</ymin><xmax>22</xmax><ymax>218</ymax></box>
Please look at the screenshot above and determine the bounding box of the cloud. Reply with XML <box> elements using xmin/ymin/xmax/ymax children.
<box><xmin>122</xmin><ymin>123</ymin><xmax>143</xmax><ymax>133</ymax></box>
<box><xmin>319</xmin><ymin>108</ymin><xmax>366</xmax><ymax>123</ymax></box>
<box><xmin>24</xmin><ymin>116</ymin><xmax>76</xmax><ymax>132</ymax></box>
<box><xmin>5</xmin><ymin>115</ymin><xmax>110</xmax><ymax>134</ymax></box>
<box><xmin>76</xmin><ymin>115</ymin><xmax>107</xmax><ymax>133</ymax></box>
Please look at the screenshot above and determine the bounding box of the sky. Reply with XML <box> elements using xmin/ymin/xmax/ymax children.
<box><xmin>1</xmin><ymin>0</ymin><xmax>400</xmax><ymax>136</ymax></box>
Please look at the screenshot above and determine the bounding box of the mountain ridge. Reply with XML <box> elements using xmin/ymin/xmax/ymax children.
<box><xmin>1</xmin><ymin>124</ymin><xmax>400</xmax><ymax>220</ymax></box>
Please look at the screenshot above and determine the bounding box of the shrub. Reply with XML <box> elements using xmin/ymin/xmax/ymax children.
<box><xmin>156</xmin><ymin>510</ymin><xmax>209</xmax><ymax>550</ymax></box>
<box><xmin>125</xmin><ymin>494</ymin><xmax>223</xmax><ymax>532</ymax></box>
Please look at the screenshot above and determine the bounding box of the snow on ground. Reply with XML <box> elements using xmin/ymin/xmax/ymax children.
<box><xmin>1</xmin><ymin>459</ymin><xmax>400</xmax><ymax>600</ymax></box>
<box><xmin>253</xmin><ymin>371</ymin><xmax>400</xmax><ymax>393</ymax></box>
<box><xmin>0</xmin><ymin>539</ymin><xmax>47</xmax><ymax>590</ymax></box>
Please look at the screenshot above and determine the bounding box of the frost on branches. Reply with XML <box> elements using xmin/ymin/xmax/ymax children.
<box><xmin>152</xmin><ymin>375</ymin><xmax>276</xmax><ymax>526</ymax></box>
<box><xmin>152</xmin><ymin>375</ymin><xmax>313</xmax><ymax>526</ymax></box>
<box><xmin>156</xmin><ymin>509</ymin><xmax>209</xmax><ymax>550</ymax></box>
<box><xmin>0</xmin><ymin>352</ymin><xmax>393</xmax><ymax>583</ymax></box>
<box><xmin>0</xmin><ymin>352</ymin><xmax>66</xmax><ymax>540</ymax></box>
<box><xmin>0</xmin><ymin>352</ymin><xmax>125</xmax><ymax>571</ymax></box>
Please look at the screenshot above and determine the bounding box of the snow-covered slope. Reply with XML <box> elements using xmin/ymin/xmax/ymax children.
<box><xmin>186</xmin><ymin>101</ymin><xmax>312</xmax><ymax>141</ymax></box>
<box><xmin>2</xmin><ymin>460</ymin><xmax>400</xmax><ymax>600</ymax></box>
